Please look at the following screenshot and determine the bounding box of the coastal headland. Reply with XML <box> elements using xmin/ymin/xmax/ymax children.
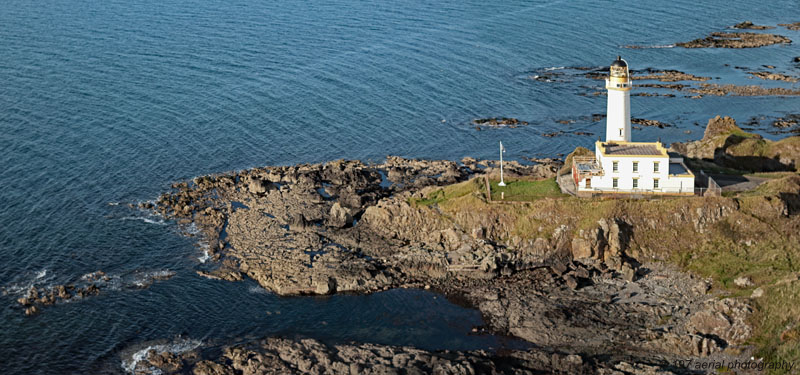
<box><xmin>110</xmin><ymin>20</ymin><xmax>800</xmax><ymax>374</ymax></box>
<box><xmin>121</xmin><ymin>115</ymin><xmax>800</xmax><ymax>374</ymax></box>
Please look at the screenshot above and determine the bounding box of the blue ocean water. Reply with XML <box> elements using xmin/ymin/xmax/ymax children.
<box><xmin>1</xmin><ymin>0</ymin><xmax>799</xmax><ymax>372</ymax></box>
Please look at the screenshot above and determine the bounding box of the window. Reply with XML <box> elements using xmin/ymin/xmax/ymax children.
<box><xmin>633</xmin><ymin>178</ymin><xmax>638</xmax><ymax>188</ymax></box>
<box><xmin>585</xmin><ymin>178</ymin><xmax>591</xmax><ymax>188</ymax></box>
<box><xmin>653</xmin><ymin>178</ymin><xmax>659</xmax><ymax>188</ymax></box>
<box><xmin>612</xmin><ymin>161</ymin><xmax>618</xmax><ymax>172</ymax></box>
<box><xmin>612</xmin><ymin>178</ymin><xmax>618</xmax><ymax>188</ymax></box>
<box><xmin>619</xmin><ymin>129</ymin><xmax>623</xmax><ymax>137</ymax></box>
<box><xmin>632</xmin><ymin>161</ymin><xmax>639</xmax><ymax>173</ymax></box>
<box><xmin>653</xmin><ymin>162</ymin><xmax>659</xmax><ymax>173</ymax></box>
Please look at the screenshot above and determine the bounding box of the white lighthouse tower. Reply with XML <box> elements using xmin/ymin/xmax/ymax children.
<box><xmin>569</xmin><ymin>56</ymin><xmax>696</xmax><ymax>197</ymax></box>
<box><xmin>605</xmin><ymin>56</ymin><xmax>632</xmax><ymax>142</ymax></box>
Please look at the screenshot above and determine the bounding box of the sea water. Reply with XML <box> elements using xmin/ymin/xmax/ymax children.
<box><xmin>1</xmin><ymin>0</ymin><xmax>799</xmax><ymax>372</ymax></box>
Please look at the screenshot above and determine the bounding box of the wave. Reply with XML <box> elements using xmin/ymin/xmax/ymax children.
<box><xmin>121</xmin><ymin>338</ymin><xmax>202</xmax><ymax>374</ymax></box>
<box><xmin>1</xmin><ymin>268</ymin><xmax>54</xmax><ymax>296</ymax></box>
<box><xmin>622</xmin><ymin>44</ymin><xmax>676</xmax><ymax>49</ymax></box>
<box><xmin>196</xmin><ymin>242</ymin><xmax>211</xmax><ymax>263</ymax></box>
<box><xmin>128</xmin><ymin>270</ymin><xmax>176</xmax><ymax>289</ymax></box>
<box><xmin>248</xmin><ymin>286</ymin><xmax>269</xmax><ymax>294</ymax></box>
<box><xmin>197</xmin><ymin>249</ymin><xmax>211</xmax><ymax>263</ymax></box>
<box><xmin>121</xmin><ymin>216</ymin><xmax>168</xmax><ymax>226</ymax></box>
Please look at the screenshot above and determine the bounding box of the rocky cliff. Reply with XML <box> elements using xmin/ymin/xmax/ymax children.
<box><xmin>670</xmin><ymin>115</ymin><xmax>800</xmax><ymax>172</ymax></box>
<box><xmin>140</xmin><ymin>145</ymin><xmax>800</xmax><ymax>373</ymax></box>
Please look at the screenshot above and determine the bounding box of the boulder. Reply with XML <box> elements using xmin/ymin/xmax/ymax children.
<box><xmin>192</xmin><ymin>361</ymin><xmax>234</xmax><ymax>375</ymax></box>
<box><xmin>247</xmin><ymin>178</ymin><xmax>272</xmax><ymax>195</ymax></box>
<box><xmin>144</xmin><ymin>350</ymin><xmax>184</xmax><ymax>374</ymax></box>
<box><xmin>326</xmin><ymin>202</ymin><xmax>352</xmax><ymax>228</ymax></box>
<box><xmin>313</xmin><ymin>276</ymin><xmax>336</xmax><ymax>295</ymax></box>
<box><xmin>687</xmin><ymin>298</ymin><xmax>752</xmax><ymax>345</ymax></box>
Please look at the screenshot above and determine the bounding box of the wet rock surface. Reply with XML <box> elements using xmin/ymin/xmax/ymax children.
<box><xmin>472</xmin><ymin>117</ymin><xmax>529</xmax><ymax>129</ymax></box>
<box><xmin>748</xmin><ymin>71</ymin><xmax>798</xmax><ymax>82</ymax></box>
<box><xmin>632</xmin><ymin>118</ymin><xmax>672</xmax><ymax>128</ymax></box>
<box><xmin>130</xmin><ymin>336</ymin><xmax>697</xmax><ymax>375</ymax></box>
<box><xmin>732</xmin><ymin>21</ymin><xmax>774</xmax><ymax>30</ymax></box>
<box><xmin>772</xmin><ymin>114</ymin><xmax>800</xmax><ymax>131</ymax></box>
<box><xmin>688</xmin><ymin>83</ymin><xmax>800</xmax><ymax>96</ymax></box>
<box><xmin>779</xmin><ymin>22</ymin><xmax>800</xmax><ymax>31</ymax></box>
<box><xmin>676</xmin><ymin>32</ymin><xmax>791</xmax><ymax>48</ymax></box>
<box><xmin>10</xmin><ymin>270</ymin><xmax>175</xmax><ymax>315</ymax></box>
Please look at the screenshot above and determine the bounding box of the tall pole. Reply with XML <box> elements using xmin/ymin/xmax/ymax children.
<box><xmin>498</xmin><ymin>141</ymin><xmax>506</xmax><ymax>187</ymax></box>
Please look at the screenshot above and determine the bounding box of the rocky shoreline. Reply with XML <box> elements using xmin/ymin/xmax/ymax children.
<box><xmin>123</xmin><ymin>120</ymin><xmax>800</xmax><ymax>373</ymax></box>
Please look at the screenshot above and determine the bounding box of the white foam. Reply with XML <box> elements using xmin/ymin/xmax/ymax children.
<box><xmin>35</xmin><ymin>269</ymin><xmax>47</xmax><ymax>279</ymax></box>
<box><xmin>196</xmin><ymin>242</ymin><xmax>211</xmax><ymax>263</ymax></box>
<box><xmin>544</xmin><ymin>66</ymin><xmax>565</xmax><ymax>71</ymax></box>
<box><xmin>121</xmin><ymin>338</ymin><xmax>202</xmax><ymax>374</ymax></box>
<box><xmin>2</xmin><ymin>268</ymin><xmax>53</xmax><ymax>296</ymax></box>
<box><xmin>197</xmin><ymin>249</ymin><xmax>210</xmax><ymax>263</ymax></box>
<box><xmin>248</xmin><ymin>286</ymin><xmax>269</xmax><ymax>294</ymax></box>
<box><xmin>183</xmin><ymin>222</ymin><xmax>201</xmax><ymax>236</ymax></box>
<box><xmin>121</xmin><ymin>216</ymin><xmax>168</xmax><ymax>226</ymax></box>
<box><xmin>623</xmin><ymin>44</ymin><xmax>675</xmax><ymax>49</ymax></box>
<box><xmin>146</xmin><ymin>270</ymin><xmax>176</xmax><ymax>279</ymax></box>
<box><xmin>127</xmin><ymin>270</ymin><xmax>176</xmax><ymax>288</ymax></box>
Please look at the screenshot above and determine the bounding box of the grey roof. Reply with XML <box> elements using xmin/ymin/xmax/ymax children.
<box><xmin>602</xmin><ymin>143</ymin><xmax>663</xmax><ymax>156</ymax></box>
<box><xmin>576</xmin><ymin>161</ymin><xmax>601</xmax><ymax>172</ymax></box>
<box><xmin>669</xmin><ymin>162</ymin><xmax>690</xmax><ymax>175</ymax></box>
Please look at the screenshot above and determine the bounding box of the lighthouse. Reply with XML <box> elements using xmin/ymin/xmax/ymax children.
<box><xmin>605</xmin><ymin>56</ymin><xmax>632</xmax><ymax>142</ymax></box>
<box><xmin>568</xmin><ymin>56</ymin><xmax>696</xmax><ymax>197</ymax></box>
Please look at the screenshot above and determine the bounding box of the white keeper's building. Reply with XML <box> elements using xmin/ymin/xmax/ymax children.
<box><xmin>571</xmin><ymin>57</ymin><xmax>695</xmax><ymax>196</ymax></box>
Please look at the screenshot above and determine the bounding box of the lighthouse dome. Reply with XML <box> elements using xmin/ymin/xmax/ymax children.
<box><xmin>611</xmin><ymin>56</ymin><xmax>627</xmax><ymax>68</ymax></box>
<box><xmin>609</xmin><ymin>56</ymin><xmax>629</xmax><ymax>79</ymax></box>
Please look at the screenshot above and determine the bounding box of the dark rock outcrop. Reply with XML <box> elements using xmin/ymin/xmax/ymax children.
<box><xmin>136</xmin><ymin>336</ymin><xmax>686</xmax><ymax>375</ymax></box>
<box><xmin>677</xmin><ymin>32</ymin><xmax>791</xmax><ymax>48</ymax></box>
<box><xmin>671</xmin><ymin>115</ymin><xmax>800</xmax><ymax>172</ymax></box>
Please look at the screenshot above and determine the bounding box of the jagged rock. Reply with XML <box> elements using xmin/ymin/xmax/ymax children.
<box><xmin>671</xmin><ymin>115</ymin><xmax>800</xmax><ymax>172</ymax></box>
<box><xmin>687</xmin><ymin>298</ymin><xmax>752</xmax><ymax>345</ymax></box>
<box><xmin>704</xmin><ymin>115</ymin><xmax>740</xmax><ymax>140</ymax></box>
<box><xmin>563</xmin><ymin>274</ymin><xmax>579</xmax><ymax>289</ymax></box>
<box><xmin>113</xmin><ymin>337</ymin><xmax>666</xmax><ymax>375</ymax></box>
<box><xmin>144</xmin><ymin>350</ymin><xmax>184</xmax><ymax>374</ymax></box>
<box><xmin>732</xmin><ymin>21</ymin><xmax>773</xmax><ymax>30</ymax></box>
<box><xmin>192</xmin><ymin>361</ymin><xmax>234</xmax><ymax>375</ymax></box>
<box><xmin>326</xmin><ymin>202</ymin><xmax>352</xmax><ymax>228</ymax></box>
<box><xmin>288</xmin><ymin>213</ymin><xmax>310</xmax><ymax>231</ymax></box>
<box><xmin>620</xmin><ymin>263</ymin><xmax>637</xmax><ymax>282</ymax></box>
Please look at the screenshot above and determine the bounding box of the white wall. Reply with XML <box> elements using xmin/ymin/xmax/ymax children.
<box><xmin>605</xmin><ymin>89</ymin><xmax>631</xmax><ymax>142</ymax></box>
<box><xmin>580</xmin><ymin>146</ymin><xmax>692</xmax><ymax>193</ymax></box>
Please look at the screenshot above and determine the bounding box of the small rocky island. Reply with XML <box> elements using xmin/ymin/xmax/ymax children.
<box><xmin>125</xmin><ymin>115</ymin><xmax>800</xmax><ymax>374</ymax></box>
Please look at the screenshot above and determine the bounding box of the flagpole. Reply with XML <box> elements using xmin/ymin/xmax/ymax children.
<box><xmin>499</xmin><ymin>141</ymin><xmax>506</xmax><ymax>187</ymax></box>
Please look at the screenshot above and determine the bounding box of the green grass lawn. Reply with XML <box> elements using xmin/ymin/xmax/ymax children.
<box><xmin>490</xmin><ymin>177</ymin><xmax>565</xmax><ymax>201</ymax></box>
<box><xmin>408</xmin><ymin>178</ymin><xmax>483</xmax><ymax>207</ymax></box>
